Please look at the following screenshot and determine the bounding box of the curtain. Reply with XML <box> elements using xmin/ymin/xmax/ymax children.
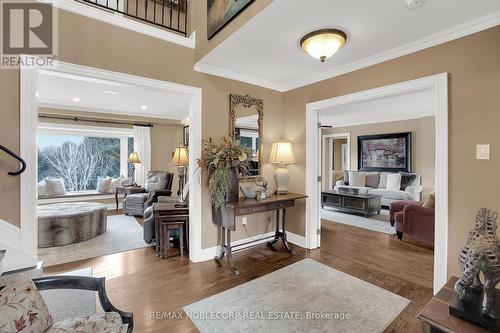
<box><xmin>133</xmin><ymin>126</ymin><xmax>151</xmax><ymax>186</ymax></box>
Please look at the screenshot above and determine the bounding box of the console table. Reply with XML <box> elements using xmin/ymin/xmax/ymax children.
<box><xmin>213</xmin><ymin>193</ymin><xmax>307</xmax><ymax>275</ymax></box>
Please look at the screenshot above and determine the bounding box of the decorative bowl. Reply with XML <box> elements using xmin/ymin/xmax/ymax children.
<box><xmin>240</xmin><ymin>184</ymin><xmax>259</xmax><ymax>199</ymax></box>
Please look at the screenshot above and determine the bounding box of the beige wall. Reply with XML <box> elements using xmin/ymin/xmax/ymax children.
<box><xmin>191</xmin><ymin>0</ymin><xmax>273</xmax><ymax>62</ymax></box>
<box><xmin>323</xmin><ymin>117</ymin><xmax>435</xmax><ymax>199</ymax></box>
<box><xmin>333</xmin><ymin>139</ymin><xmax>347</xmax><ymax>172</ymax></box>
<box><xmin>0</xmin><ymin>8</ymin><xmax>283</xmax><ymax>250</ymax></box>
<box><xmin>283</xmin><ymin>26</ymin><xmax>500</xmax><ymax>277</ymax></box>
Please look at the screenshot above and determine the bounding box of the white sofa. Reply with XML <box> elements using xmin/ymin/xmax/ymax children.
<box><xmin>334</xmin><ymin>171</ymin><xmax>422</xmax><ymax>206</ymax></box>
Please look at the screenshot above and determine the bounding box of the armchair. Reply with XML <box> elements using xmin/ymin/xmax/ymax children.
<box><xmin>122</xmin><ymin>171</ymin><xmax>173</xmax><ymax>217</ymax></box>
<box><xmin>390</xmin><ymin>200</ymin><xmax>435</xmax><ymax>247</ymax></box>
<box><xmin>33</xmin><ymin>275</ymin><xmax>133</xmax><ymax>333</ymax></box>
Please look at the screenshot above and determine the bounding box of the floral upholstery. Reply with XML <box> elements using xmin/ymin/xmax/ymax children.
<box><xmin>0</xmin><ymin>274</ymin><xmax>53</xmax><ymax>333</ymax></box>
<box><xmin>44</xmin><ymin>312</ymin><xmax>123</xmax><ymax>333</ymax></box>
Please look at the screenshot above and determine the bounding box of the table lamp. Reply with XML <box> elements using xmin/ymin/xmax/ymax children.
<box><xmin>170</xmin><ymin>145</ymin><xmax>189</xmax><ymax>207</ymax></box>
<box><xmin>128</xmin><ymin>152</ymin><xmax>141</xmax><ymax>186</ymax></box>
<box><xmin>269</xmin><ymin>140</ymin><xmax>296</xmax><ymax>195</ymax></box>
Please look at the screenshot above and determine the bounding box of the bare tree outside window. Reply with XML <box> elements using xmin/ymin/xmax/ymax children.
<box><xmin>38</xmin><ymin>135</ymin><xmax>122</xmax><ymax>192</ymax></box>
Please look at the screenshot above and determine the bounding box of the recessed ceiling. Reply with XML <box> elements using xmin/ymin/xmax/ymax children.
<box><xmin>37</xmin><ymin>70</ymin><xmax>191</xmax><ymax>120</ymax></box>
<box><xmin>319</xmin><ymin>88</ymin><xmax>435</xmax><ymax>128</ymax></box>
<box><xmin>195</xmin><ymin>0</ymin><xmax>500</xmax><ymax>92</ymax></box>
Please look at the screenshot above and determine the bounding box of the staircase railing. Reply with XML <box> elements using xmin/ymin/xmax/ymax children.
<box><xmin>0</xmin><ymin>144</ymin><xmax>26</xmax><ymax>176</ymax></box>
<box><xmin>80</xmin><ymin>0</ymin><xmax>188</xmax><ymax>36</ymax></box>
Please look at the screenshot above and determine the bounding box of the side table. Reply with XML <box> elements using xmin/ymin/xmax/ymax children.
<box><xmin>115</xmin><ymin>185</ymin><xmax>141</xmax><ymax>212</ymax></box>
<box><xmin>153</xmin><ymin>203</ymin><xmax>189</xmax><ymax>258</ymax></box>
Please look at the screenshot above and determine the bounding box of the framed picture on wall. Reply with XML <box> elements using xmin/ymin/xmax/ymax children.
<box><xmin>207</xmin><ymin>0</ymin><xmax>255</xmax><ymax>39</ymax></box>
<box><xmin>183</xmin><ymin>125</ymin><xmax>189</xmax><ymax>146</ymax></box>
<box><xmin>358</xmin><ymin>132</ymin><xmax>411</xmax><ymax>172</ymax></box>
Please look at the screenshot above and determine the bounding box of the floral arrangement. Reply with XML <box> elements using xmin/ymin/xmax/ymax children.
<box><xmin>198</xmin><ymin>136</ymin><xmax>250</xmax><ymax>209</ymax></box>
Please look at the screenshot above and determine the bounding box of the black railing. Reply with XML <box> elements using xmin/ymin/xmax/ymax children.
<box><xmin>81</xmin><ymin>0</ymin><xmax>188</xmax><ymax>36</ymax></box>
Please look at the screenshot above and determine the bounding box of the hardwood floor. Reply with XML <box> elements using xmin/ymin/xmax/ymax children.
<box><xmin>44</xmin><ymin>220</ymin><xmax>434</xmax><ymax>333</ymax></box>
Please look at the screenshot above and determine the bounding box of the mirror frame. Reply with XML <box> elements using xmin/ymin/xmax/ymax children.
<box><xmin>229</xmin><ymin>94</ymin><xmax>264</xmax><ymax>179</ymax></box>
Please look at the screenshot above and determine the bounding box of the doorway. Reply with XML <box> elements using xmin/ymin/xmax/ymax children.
<box><xmin>19</xmin><ymin>59</ymin><xmax>204</xmax><ymax>263</ymax></box>
<box><xmin>322</xmin><ymin>133</ymin><xmax>350</xmax><ymax>191</ymax></box>
<box><xmin>306</xmin><ymin>73</ymin><xmax>448</xmax><ymax>293</ymax></box>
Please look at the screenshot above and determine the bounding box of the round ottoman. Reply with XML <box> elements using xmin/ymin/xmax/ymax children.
<box><xmin>38</xmin><ymin>202</ymin><xmax>107</xmax><ymax>248</ymax></box>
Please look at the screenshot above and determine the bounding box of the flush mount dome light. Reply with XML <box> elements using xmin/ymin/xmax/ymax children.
<box><xmin>300</xmin><ymin>29</ymin><xmax>347</xmax><ymax>62</ymax></box>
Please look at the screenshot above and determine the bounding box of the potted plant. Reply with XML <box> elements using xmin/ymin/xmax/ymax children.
<box><xmin>198</xmin><ymin>137</ymin><xmax>250</xmax><ymax>211</ymax></box>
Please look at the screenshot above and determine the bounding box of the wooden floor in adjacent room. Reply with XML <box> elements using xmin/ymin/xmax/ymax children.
<box><xmin>44</xmin><ymin>220</ymin><xmax>434</xmax><ymax>333</ymax></box>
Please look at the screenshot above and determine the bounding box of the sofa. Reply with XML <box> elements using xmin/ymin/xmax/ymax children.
<box><xmin>390</xmin><ymin>199</ymin><xmax>435</xmax><ymax>247</ymax></box>
<box><xmin>122</xmin><ymin>171</ymin><xmax>173</xmax><ymax>217</ymax></box>
<box><xmin>335</xmin><ymin>170</ymin><xmax>422</xmax><ymax>206</ymax></box>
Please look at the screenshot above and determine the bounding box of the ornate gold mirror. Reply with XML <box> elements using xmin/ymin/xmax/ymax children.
<box><xmin>229</xmin><ymin>94</ymin><xmax>263</xmax><ymax>178</ymax></box>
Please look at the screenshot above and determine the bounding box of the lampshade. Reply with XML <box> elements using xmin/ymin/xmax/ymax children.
<box><xmin>170</xmin><ymin>145</ymin><xmax>189</xmax><ymax>167</ymax></box>
<box><xmin>269</xmin><ymin>141</ymin><xmax>296</xmax><ymax>164</ymax></box>
<box><xmin>300</xmin><ymin>29</ymin><xmax>347</xmax><ymax>62</ymax></box>
<box><xmin>128</xmin><ymin>152</ymin><xmax>141</xmax><ymax>164</ymax></box>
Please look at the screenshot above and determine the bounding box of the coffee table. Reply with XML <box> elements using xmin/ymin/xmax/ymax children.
<box><xmin>321</xmin><ymin>190</ymin><xmax>382</xmax><ymax>217</ymax></box>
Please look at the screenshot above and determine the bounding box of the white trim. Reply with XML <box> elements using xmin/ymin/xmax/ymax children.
<box><xmin>194</xmin><ymin>231</ymin><xmax>307</xmax><ymax>263</ymax></box>
<box><xmin>306</xmin><ymin>73</ymin><xmax>448</xmax><ymax>294</ymax></box>
<box><xmin>45</xmin><ymin>0</ymin><xmax>195</xmax><ymax>49</ymax></box>
<box><xmin>0</xmin><ymin>219</ymin><xmax>21</xmax><ymax>250</ymax></box>
<box><xmin>193</xmin><ymin>63</ymin><xmax>281</xmax><ymax>92</ymax></box>
<box><xmin>38</xmin><ymin>122</ymin><xmax>134</xmax><ymax>137</ymax></box>
<box><xmin>196</xmin><ymin>11</ymin><xmax>500</xmax><ymax>92</ymax></box>
<box><xmin>20</xmin><ymin>59</ymin><xmax>204</xmax><ymax>264</ymax></box>
<box><xmin>322</xmin><ymin>133</ymin><xmax>350</xmax><ymax>191</ymax></box>
<box><xmin>286</xmin><ymin>231</ymin><xmax>306</xmax><ymax>249</ymax></box>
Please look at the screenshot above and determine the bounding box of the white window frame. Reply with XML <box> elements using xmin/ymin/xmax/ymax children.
<box><xmin>37</xmin><ymin>122</ymin><xmax>133</xmax><ymax>192</ymax></box>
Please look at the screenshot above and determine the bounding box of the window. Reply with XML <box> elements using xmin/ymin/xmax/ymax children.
<box><xmin>37</xmin><ymin>123</ymin><xmax>133</xmax><ymax>192</ymax></box>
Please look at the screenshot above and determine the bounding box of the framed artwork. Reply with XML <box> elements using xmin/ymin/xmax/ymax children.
<box><xmin>207</xmin><ymin>0</ymin><xmax>255</xmax><ymax>39</ymax></box>
<box><xmin>358</xmin><ymin>132</ymin><xmax>411</xmax><ymax>172</ymax></box>
<box><xmin>183</xmin><ymin>125</ymin><xmax>189</xmax><ymax>146</ymax></box>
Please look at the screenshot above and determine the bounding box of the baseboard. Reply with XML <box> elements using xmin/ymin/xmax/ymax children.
<box><xmin>287</xmin><ymin>231</ymin><xmax>307</xmax><ymax>248</ymax></box>
<box><xmin>0</xmin><ymin>219</ymin><xmax>21</xmax><ymax>250</ymax></box>
<box><xmin>192</xmin><ymin>231</ymin><xmax>307</xmax><ymax>263</ymax></box>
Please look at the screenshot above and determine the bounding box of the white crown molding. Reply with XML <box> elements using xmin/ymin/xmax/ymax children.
<box><xmin>193</xmin><ymin>63</ymin><xmax>283</xmax><ymax>92</ymax></box>
<box><xmin>196</xmin><ymin>11</ymin><xmax>500</xmax><ymax>92</ymax></box>
<box><xmin>0</xmin><ymin>219</ymin><xmax>21</xmax><ymax>250</ymax></box>
<box><xmin>44</xmin><ymin>0</ymin><xmax>195</xmax><ymax>49</ymax></box>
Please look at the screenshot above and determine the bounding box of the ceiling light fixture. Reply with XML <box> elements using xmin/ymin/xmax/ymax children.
<box><xmin>300</xmin><ymin>28</ymin><xmax>347</xmax><ymax>63</ymax></box>
<box><xmin>141</xmin><ymin>105</ymin><xmax>148</xmax><ymax>110</ymax></box>
<box><xmin>406</xmin><ymin>0</ymin><xmax>427</xmax><ymax>9</ymax></box>
<box><xmin>103</xmin><ymin>90</ymin><xmax>118</xmax><ymax>95</ymax></box>
<box><xmin>72</xmin><ymin>97</ymin><xmax>80</xmax><ymax>102</ymax></box>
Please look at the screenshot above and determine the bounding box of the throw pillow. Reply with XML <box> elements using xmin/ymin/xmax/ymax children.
<box><xmin>144</xmin><ymin>172</ymin><xmax>168</xmax><ymax>192</ymax></box>
<box><xmin>365</xmin><ymin>172</ymin><xmax>380</xmax><ymax>188</ymax></box>
<box><xmin>45</xmin><ymin>178</ymin><xmax>66</xmax><ymax>196</ymax></box>
<box><xmin>121</xmin><ymin>176</ymin><xmax>133</xmax><ymax>187</ymax></box>
<box><xmin>423</xmin><ymin>193</ymin><xmax>435</xmax><ymax>209</ymax></box>
<box><xmin>109</xmin><ymin>176</ymin><xmax>124</xmax><ymax>193</ymax></box>
<box><xmin>349</xmin><ymin>171</ymin><xmax>366</xmax><ymax>187</ymax></box>
<box><xmin>386</xmin><ymin>173</ymin><xmax>402</xmax><ymax>191</ymax></box>
<box><xmin>378</xmin><ymin>172</ymin><xmax>389</xmax><ymax>189</ymax></box>
<box><xmin>45</xmin><ymin>312</ymin><xmax>123</xmax><ymax>333</ymax></box>
<box><xmin>399</xmin><ymin>172</ymin><xmax>417</xmax><ymax>190</ymax></box>
<box><xmin>97</xmin><ymin>177</ymin><xmax>112</xmax><ymax>193</ymax></box>
<box><xmin>38</xmin><ymin>180</ymin><xmax>47</xmax><ymax>197</ymax></box>
<box><xmin>343</xmin><ymin>170</ymin><xmax>349</xmax><ymax>185</ymax></box>
<box><xmin>0</xmin><ymin>274</ymin><xmax>53</xmax><ymax>333</ymax></box>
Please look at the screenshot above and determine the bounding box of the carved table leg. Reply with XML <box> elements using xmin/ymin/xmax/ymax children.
<box><xmin>225</xmin><ymin>230</ymin><xmax>240</xmax><ymax>276</ymax></box>
<box><xmin>281</xmin><ymin>209</ymin><xmax>295</xmax><ymax>255</ymax></box>
<box><xmin>267</xmin><ymin>210</ymin><xmax>280</xmax><ymax>251</ymax></box>
<box><xmin>214</xmin><ymin>227</ymin><xmax>226</xmax><ymax>262</ymax></box>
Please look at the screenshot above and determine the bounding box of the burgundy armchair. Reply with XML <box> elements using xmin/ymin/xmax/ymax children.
<box><xmin>390</xmin><ymin>200</ymin><xmax>435</xmax><ymax>247</ymax></box>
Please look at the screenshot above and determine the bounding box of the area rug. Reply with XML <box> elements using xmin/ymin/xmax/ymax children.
<box><xmin>184</xmin><ymin>259</ymin><xmax>409</xmax><ymax>332</ymax></box>
<box><xmin>39</xmin><ymin>215</ymin><xmax>152</xmax><ymax>266</ymax></box>
<box><xmin>40</xmin><ymin>267</ymin><xmax>96</xmax><ymax>322</ymax></box>
<box><xmin>321</xmin><ymin>208</ymin><xmax>396</xmax><ymax>235</ymax></box>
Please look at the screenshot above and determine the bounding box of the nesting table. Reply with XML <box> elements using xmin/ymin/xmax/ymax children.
<box><xmin>153</xmin><ymin>203</ymin><xmax>189</xmax><ymax>258</ymax></box>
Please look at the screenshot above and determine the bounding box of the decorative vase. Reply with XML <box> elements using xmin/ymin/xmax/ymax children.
<box><xmin>225</xmin><ymin>167</ymin><xmax>239</xmax><ymax>203</ymax></box>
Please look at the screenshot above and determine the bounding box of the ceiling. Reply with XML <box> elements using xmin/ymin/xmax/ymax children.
<box><xmin>37</xmin><ymin>70</ymin><xmax>191</xmax><ymax>120</ymax></box>
<box><xmin>319</xmin><ymin>87</ymin><xmax>435</xmax><ymax>128</ymax></box>
<box><xmin>195</xmin><ymin>0</ymin><xmax>500</xmax><ymax>92</ymax></box>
